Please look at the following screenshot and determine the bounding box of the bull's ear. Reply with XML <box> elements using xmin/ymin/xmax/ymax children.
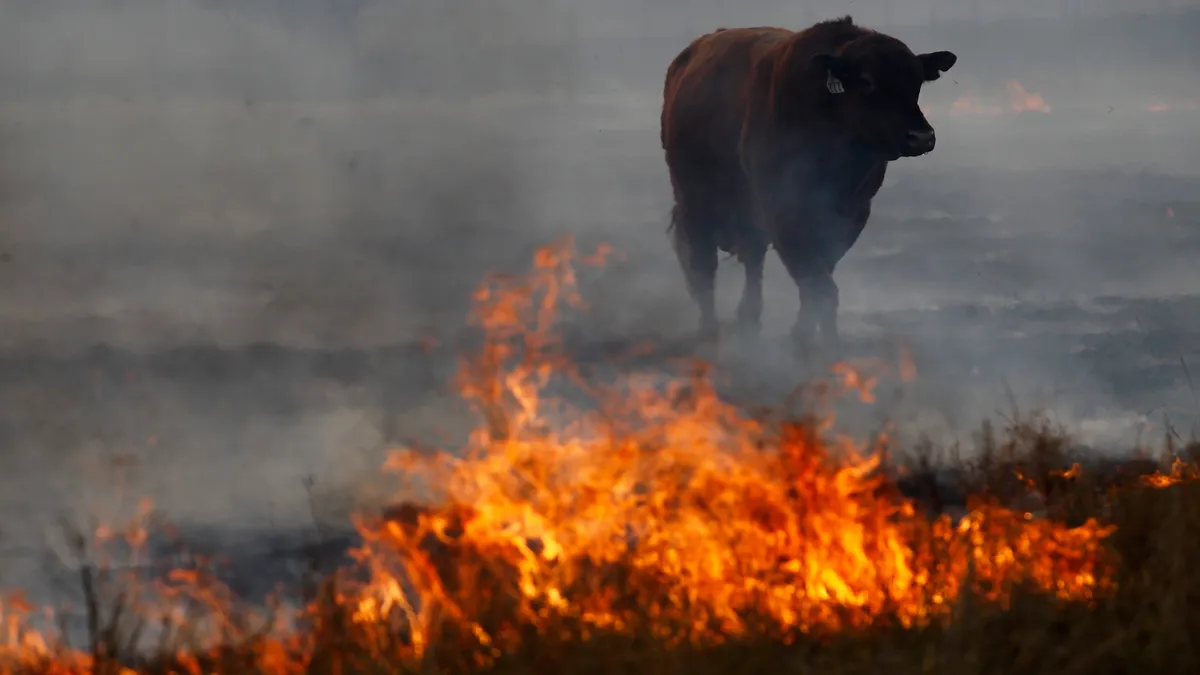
<box><xmin>918</xmin><ymin>51</ymin><xmax>957</xmax><ymax>81</ymax></box>
<box><xmin>811</xmin><ymin>53</ymin><xmax>860</xmax><ymax>94</ymax></box>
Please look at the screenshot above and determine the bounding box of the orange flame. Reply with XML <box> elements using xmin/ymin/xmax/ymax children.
<box><xmin>346</xmin><ymin>236</ymin><xmax>1115</xmax><ymax>658</ymax></box>
<box><xmin>949</xmin><ymin>80</ymin><xmax>1050</xmax><ymax>117</ymax></box>
<box><xmin>1005</xmin><ymin>81</ymin><xmax>1050</xmax><ymax>113</ymax></box>
<box><xmin>18</xmin><ymin>237</ymin><xmax>1200</xmax><ymax>671</ymax></box>
<box><xmin>950</xmin><ymin>94</ymin><xmax>1003</xmax><ymax>117</ymax></box>
<box><xmin>1141</xmin><ymin>458</ymin><xmax>1200</xmax><ymax>488</ymax></box>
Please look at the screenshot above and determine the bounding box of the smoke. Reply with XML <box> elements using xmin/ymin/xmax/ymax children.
<box><xmin>0</xmin><ymin>0</ymin><xmax>582</xmax><ymax>602</ymax></box>
<box><xmin>561</xmin><ymin>2</ymin><xmax>1200</xmax><ymax>451</ymax></box>
<box><xmin>1</xmin><ymin>0</ymin><xmax>1200</xmax><ymax>614</ymax></box>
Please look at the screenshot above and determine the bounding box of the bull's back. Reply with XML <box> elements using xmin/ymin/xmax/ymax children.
<box><xmin>661</xmin><ymin>27</ymin><xmax>793</xmax><ymax>163</ymax></box>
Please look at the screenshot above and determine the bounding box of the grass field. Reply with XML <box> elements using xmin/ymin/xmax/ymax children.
<box><xmin>2</xmin><ymin>239</ymin><xmax>1200</xmax><ymax>674</ymax></box>
<box><xmin>7</xmin><ymin>441</ymin><xmax>1200</xmax><ymax>675</ymax></box>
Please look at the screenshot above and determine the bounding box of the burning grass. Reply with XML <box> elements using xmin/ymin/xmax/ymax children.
<box><xmin>4</xmin><ymin>236</ymin><xmax>1200</xmax><ymax>674</ymax></box>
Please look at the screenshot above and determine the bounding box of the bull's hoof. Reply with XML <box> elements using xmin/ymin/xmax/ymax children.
<box><xmin>789</xmin><ymin>324</ymin><xmax>816</xmax><ymax>351</ymax></box>
<box><xmin>734</xmin><ymin>301</ymin><xmax>763</xmax><ymax>335</ymax></box>
<box><xmin>817</xmin><ymin>338</ymin><xmax>844</xmax><ymax>365</ymax></box>
<box><xmin>722</xmin><ymin>320</ymin><xmax>761</xmax><ymax>360</ymax></box>
<box><xmin>793</xmin><ymin>348</ymin><xmax>821</xmax><ymax>375</ymax></box>
<box><xmin>697</xmin><ymin>317</ymin><xmax>720</xmax><ymax>343</ymax></box>
<box><xmin>791</xmin><ymin>327</ymin><xmax>832</xmax><ymax>374</ymax></box>
<box><xmin>732</xmin><ymin>313</ymin><xmax>762</xmax><ymax>337</ymax></box>
<box><xmin>790</xmin><ymin>346</ymin><xmax>819</xmax><ymax>374</ymax></box>
<box><xmin>690</xmin><ymin>318</ymin><xmax>721</xmax><ymax>361</ymax></box>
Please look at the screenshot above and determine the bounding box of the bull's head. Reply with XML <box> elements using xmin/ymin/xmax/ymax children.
<box><xmin>812</xmin><ymin>39</ymin><xmax>957</xmax><ymax>160</ymax></box>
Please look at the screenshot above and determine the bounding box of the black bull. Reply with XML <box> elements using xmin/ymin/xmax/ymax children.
<box><xmin>660</xmin><ymin>17</ymin><xmax>957</xmax><ymax>354</ymax></box>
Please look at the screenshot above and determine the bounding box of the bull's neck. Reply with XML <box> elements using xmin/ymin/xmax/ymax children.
<box><xmin>801</xmin><ymin>139</ymin><xmax>886</xmax><ymax>196</ymax></box>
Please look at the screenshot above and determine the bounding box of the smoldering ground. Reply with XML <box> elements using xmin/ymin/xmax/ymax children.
<box><xmin>0</xmin><ymin>0</ymin><xmax>1199</xmax><ymax>634</ymax></box>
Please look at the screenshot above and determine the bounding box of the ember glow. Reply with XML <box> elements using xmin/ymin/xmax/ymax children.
<box><xmin>1141</xmin><ymin>458</ymin><xmax>1200</xmax><ymax>488</ymax></box>
<box><xmin>1005</xmin><ymin>81</ymin><xmax>1050</xmax><ymax>113</ymax></box>
<box><xmin>950</xmin><ymin>80</ymin><xmax>1050</xmax><ymax>117</ymax></box>
<box><xmin>1147</xmin><ymin>100</ymin><xmax>1200</xmax><ymax>112</ymax></box>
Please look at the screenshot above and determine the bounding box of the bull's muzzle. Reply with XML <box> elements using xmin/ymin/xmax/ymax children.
<box><xmin>905</xmin><ymin>129</ymin><xmax>936</xmax><ymax>155</ymax></box>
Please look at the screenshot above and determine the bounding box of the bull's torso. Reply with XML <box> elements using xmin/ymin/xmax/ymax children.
<box><xmin>662</xmin><ymin>21</ymin><xmax>889</xmax><ymax>268</ymax></box>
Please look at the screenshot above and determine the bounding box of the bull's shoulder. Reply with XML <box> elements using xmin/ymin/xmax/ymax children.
<box><xmin>664</xmin><ymin>27</ymin><xmax>793</xmax><ymax>102</ymax></box>
<box><xmin>793</xmin><ymin>15</ymin><xmax>870</xmax><ymax>46</ymax></box>
<box><xmin>678</xmin><ymin>26</ymin><xmax>794</xmax><ymax>58</ymax></box>
<box><xmin>664</xmin><ymin>25</ymin><xmax>807</xmax><ymax>154</ymax></box>
<box><xmin>662</xmin><ymin>29</ymin><xmax>779</xmax><ymax>151</ymax></box>
<box><xmin>751</xmin><ymin>17</ymin><xmax>869</xmax><ymax>86</ymax></box>
<box><xmin>736</xmin><ymin>29</ymin><xmax>822</xmax><ymax>161</ymax></box>
<box><xmin>772</xmin><ymin>15</ymin><xmax>875</xmax><ymax>69</ymax></box>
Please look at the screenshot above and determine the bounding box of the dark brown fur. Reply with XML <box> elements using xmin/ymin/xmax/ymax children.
<box><xmin>660</xmin><ymin>16</ymin><xmax>956</xmax><ymax>353</ymax></box>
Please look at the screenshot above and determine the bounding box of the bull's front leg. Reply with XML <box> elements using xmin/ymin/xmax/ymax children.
<box><xmin>757</xmin><ymin>193</ymin><xmax>822</xmax><ymax>357</ymax></box>
<box><xmin>734</xmin><ymin>236</ymin><xmax>769</xmax><ymax>337</ymax></box>
<box><xmin>807</xmin><ymin>272</ymin><xmax>840</xmax><ymax>353</ymax></box>
<box><xmin>747</xmin><ymin>145</ymin><xmax>847</xmax><ymax>357</ymax></box>
<box><xmin>774</xmin><ymin>227</ymin><xmax>840</xmax><ymax>361</ymax></box>
<box><xmin>780</xmin><ymin>259</ymin><xmax>821</xmax><ymax>356</ymax></box>
<box><xmin>780</xmin><ymin>269</ymin><xmax>840</xmax><ymax>361</ymax></box>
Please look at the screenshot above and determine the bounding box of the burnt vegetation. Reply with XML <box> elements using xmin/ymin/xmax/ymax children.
<box><xmin>4</xmin><ymin>421</ymin><xmax>1200</xmax><ymax>675</ymax></box>
<box><xmin>4</xmin><ymin>236</ymin><xmax>1200</xmax><ymax>674</ymax></box>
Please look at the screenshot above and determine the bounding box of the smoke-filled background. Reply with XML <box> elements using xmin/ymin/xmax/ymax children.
<box><xmin>1</xmin><ymin>0</ymin><xmax>1199</xmax><ymax>615</ymax></box>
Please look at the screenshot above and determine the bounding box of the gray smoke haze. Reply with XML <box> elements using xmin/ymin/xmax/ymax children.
<box><xmin>0</xmin><ymin>0</ymin><xmax>585</xmax><ymax>604</ymax></box>
<box><xmin>1</xmin><ymin>0</ymin><xmax>1199</xmax><ymax>615</ymax></box>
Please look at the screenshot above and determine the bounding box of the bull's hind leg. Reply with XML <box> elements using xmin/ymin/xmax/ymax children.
<box><xmin>669</xmin><ymin>205</ymin><xmax>720</xmax><ymax>341</ymax></box>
